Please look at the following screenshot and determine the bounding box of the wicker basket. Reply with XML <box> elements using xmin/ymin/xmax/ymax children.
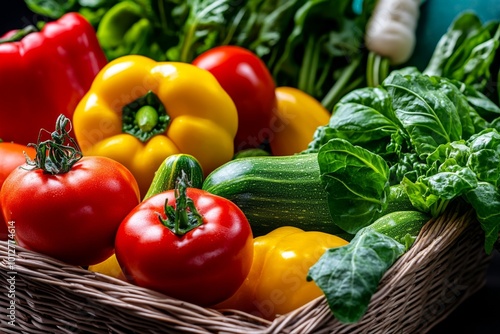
<box><xmin>0</xmin><ymin>206</ymin><xmax>491</xmax><ymax>334</ymax></box>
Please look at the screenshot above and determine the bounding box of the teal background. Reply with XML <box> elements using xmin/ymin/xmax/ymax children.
<box><xmin>409</xmin><ymin>0</ymin><xmax>500</xmax><ymax>69</ymax></box>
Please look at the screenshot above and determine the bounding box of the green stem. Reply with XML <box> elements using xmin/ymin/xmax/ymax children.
<box><xmin>307</xmin><ymin>40</ymin><xmax>322</xmax><ymax>97</ymax></box>
<box><xmin>0</xmin><ymin>25</ymin><xmax>37</xmax><ymax>44</ymax></box>
<box><xmin>367</xmin><ymin>51</ymin><xmax>390</xmax><ymax>87</ymax></box>
<box><xmin>321</xmin><ymin>56</ymin><xmax>362</xmax><ymax>111</ymax></box>
<box><xmin>26</xmin><ymin>114</ymin><xmax>82</xmax><ymax>175</ymax></box>
<box><xmin>158</xmin><ymin>0</ymin><xmax>169</xmax><ymax>36</ymax></box>
<box><xmin>136</xmin><ymin>105</ymin><xmax>159</xmax><ymax>132</ymax></box>
<box><xmin>432</xmin><ymin>199</ymin><xmax>450</xmax><ymax>218</ymax></box>
<box><xmin>158</xmin><ymin>171</ymin><xmax>204</xmax><ymax>236</ymax></box>
<box><xmin>222</xmin><ymin>8</ymin><xmax>246</xmax><ymax>46</ymax></box>
<box><xmin>315</xmin><ymin>57</ymin><xmax>333</xmax><ymax>96</ymax></box>
<box><xmin>179</xmin><ymin>1</ymin><xmax>222</xmax><ymax>62</ymax></box>
<box><xmin>122</xmin><ymin>91</ymin><xmax>170</xmax><ymax>142</ymax></box>
<box><xmin>340</xmin><ymin>76</ymin><xmax>364</xmax><ymax>97</ymax></box>
<box><xmin>380</xmin><ymin>57</ymin><xmax>390</xmax><ymax>83</ymax></box>
<box><xmin>366</xmin><ymin>51</ymin><xmax>376</xmax><ymax>87</ymax></box>
<box><xmin>298</xmin><ymin>37</ymin><xmax>317</xmax><ymax>95</ymax></box>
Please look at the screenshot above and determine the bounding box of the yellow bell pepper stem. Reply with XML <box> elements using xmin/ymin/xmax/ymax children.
<box><xmin>213</xmin><ymin>226</ymin><xmax>349</xmax><ymax>320</ymax></box>
<box><xmin>73</xmin><ymin>55</ymin><xmax>238</xmax><ymax>198</ymax></box>
<box><xmin>136</xmin><ymin>106</ymin><xmax>158</xmax><ymax>132</ymax></box>
<box><xmin>122</xmin><ymin>90</ymin><xmax>169</xmax><ymax>141</ymax></box>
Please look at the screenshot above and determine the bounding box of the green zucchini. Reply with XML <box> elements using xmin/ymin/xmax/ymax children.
<box><xmin>202</xmin><ymin>153</ymin><xmax>346</xmax><ymax>236</ymax></box>
<box><xmin>233</xmin><ymin>148</ymin><xmax>271</xmax><ymax>159</ymax></box>
<box><xmin>372</xmin><ymin>184</ymin><xmax>415</xmax><ymax>221</ymax></box>
<box><xmin>202</xmin><ymin>153</ymin><xmax>421</xmax><ymax>237</ymax></box>
<box><xmin>369</xmin><ymin>210</ymin><xmax>431</xmax><ymax>250</ymax></box>
<box><xmin>144</xmin><ymin>154</ymin><xmax>204</xmax><ymax>200</ymax></box>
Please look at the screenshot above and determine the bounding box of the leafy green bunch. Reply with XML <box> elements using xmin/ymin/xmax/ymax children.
<box><xmin>304</xmin><ymin>60</ymin><xmax>500</xmax><ymax>327</ymax></box>
<box><xmin>307</xmin><ymin>68</ymin><xmax>500</xmax><ymax>253</ymax></box>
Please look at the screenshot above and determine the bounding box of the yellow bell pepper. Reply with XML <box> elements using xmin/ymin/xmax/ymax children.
<box><xmin>73</xmin><ymin>55</ymin><xmax>238</xmax><ymax>197</ymax></box>
<box><xmin>213</xmin><ymin>226</ymin><xmax>348</xmax><ymax>320</ymax></box>
<box><xmin>88</xmin><ymin>253</ymin><xmax>126</xmax><ymax>281</ymax></box>
<box><xmin>269</xmin><ymin>87</ymin><xmax>330</xmax><ymax>156</ymax></box>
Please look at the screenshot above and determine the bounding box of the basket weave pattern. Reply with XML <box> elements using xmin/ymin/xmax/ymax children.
<box><xmin>0</xmin><ymin>207</ymin><xmax>491</xmax><ymax>334</ymax></box>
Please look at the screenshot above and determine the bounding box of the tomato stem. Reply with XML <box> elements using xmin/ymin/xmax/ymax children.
<box><xmin>159</xmin><ymin>171</ymin><xmax>203</xmax><ymax>236</ymax></box>
<box><xmin>26</xmin><ymin>114</ymin><xmax>82</xmax><ymax>174</ymax></box>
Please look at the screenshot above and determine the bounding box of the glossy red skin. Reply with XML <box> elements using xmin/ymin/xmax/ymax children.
<box><xmin>0</xmin><ymin>156</ymin><xmax>140</xmax><ymax>266</ymax></box>
<box><xmin>192</xmin><ymin>45</ymin><xmax>277</xmax><ymax>152</ymax></box>
<box><xmin>0</xmin><ymin>13</ymin><xmax>107</xmax><ymax>145</ymax></box>
<box><xmin>0</xmin><ymin>142</ymin><xmax>36</xmax><ymax>240</ymax></box>
<box><xmin>115</xmin><ymin>188</ymin><xmax>254</xmax><ymax>307</ymax></box>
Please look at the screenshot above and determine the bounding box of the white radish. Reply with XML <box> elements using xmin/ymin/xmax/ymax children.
<box><xmin>365</xmin><ymin>0</ymin><xmax>421</xmax><ymax>65</ymax></box>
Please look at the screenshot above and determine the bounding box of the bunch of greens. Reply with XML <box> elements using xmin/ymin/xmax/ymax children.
<box><xmin>423</xmin><ymin>11</ymin><xmax>500</xmax><ymax>104</ymax></box>
<box><xmin>24</xmin><ymin>0</ymin><xmax>119</xmax><ymax>26</ymax></box>
<box><xmin>308</xmin><ymin>66</ymin><xmax>500</xmax><ymax>247</ymax></box>
<box><xmin>300</xmin><ymin>13</ymin><xmax>500</xmax><ymax>323</ymax></box>
<box><xmin>229</xmin><ymin>0</ymin><xmax>377</xmax><ymax>109</ymax></box>
<box><xmin>24</xmin><ymin>0</ymin><xmax>378</xmax><ymax>108</ymax></box>
<box><xmin>303</xmin><ymin>65</ymin><xmax>500</xmax><ymax>324</ymax></box>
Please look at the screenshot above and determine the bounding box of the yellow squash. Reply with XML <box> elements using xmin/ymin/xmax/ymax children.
<box><xmin>73</xmin><ymin>55</ymin><xmax>238</xmax><ymax>197</ymax></box>
<box><xmin>213</xmin><ymin>226</ymin><xmax>348</xmax><ymax>320</ymax></box>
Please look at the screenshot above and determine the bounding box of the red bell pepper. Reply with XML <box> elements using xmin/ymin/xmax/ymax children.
<box><xmin>0</xmin><ymin>12</ymin><xmax>107</xmax><ymax>145</ymax></box>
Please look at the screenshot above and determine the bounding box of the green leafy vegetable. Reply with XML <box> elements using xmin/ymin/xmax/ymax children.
<box><xmin>318</xmin><ymin>138</ymin><xmax>390</xmax><ymax>234</ymax></box>
<box><xmin>24</xmin><ymin>0</ymin><xmax>79</xmax><ymax>18</ymax></box>
<box><xmin>167</xmin><ymin>0</ymin><xmax>244</xmax><ymax>62</ymax></box>
<box><xmin>308</xmin><ymin>210</ymin><xmax>430</xmax><ymax>323</ymax></box>
<box><xmin>383</xmin><ymin>72</ymin><xmax>463</xmax><ymax>156</ymax></box>
<box><xmin>464</xmin><ymin>182</ymin><xmax>500</xmax><ymax>252</ymax></box>
<box><xmin>308</xmin><ymin>227</ymin><xmax>405</xmax><ymax>323</ymax></box>
<box><xmin>309</xmin><ymin>58</ymin><xmax>500</xmax><ymax>323</ymax></box>
<box><xmin>424</xmin><ymin>11</ymin><xmax>500</xmax><ymax>94</ymax></box>
<box><xmin>314</xmin><ymin>68</ymin><xmax>500</xmax><ymax>252</ymax></box>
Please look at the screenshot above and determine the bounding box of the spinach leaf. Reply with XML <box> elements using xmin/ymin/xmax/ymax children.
<box><xmin>467</xmin><ymin>128</ymin><xmax>500</xmax><ymax>186</ymax></box>
<box><xmin>448</xmin><ymin>21</ymin><xmax>500</xmax><ymax>91</ymax></box>
<box><xmin>304</xmin><ymin>87</ymin><xmax>399</xmax><ymax>155</ymax></box>
<box><xmin>25</xmin><ymin>0</ymin><xmax>79</xmax><ymax>18</ymax></box>
<box><xmin>435</xmin><ymin>78</ymin><xmax>476</xmax><ymax>140</ymax></box>
<box><xmin>328</xmin><ymin>102</ymin><xmax>398</xmax><ymax>145</ymax></box>
<box><xmin>457</xmin><ymin>83</ymin><xmax>500</xmax><ymax>122</ymax></box>
<box><xmin>167</xmin><ymin>0</ymin><xmax>245</xmax><ymax>62</ymax></box>
<box><xmin>307</xmin><ymin>227</ymin><xmax>405</xmax><ymax>323</ymax></box>
<box><xmin>402</xmin><ymin>141</ymin><xmax>477</xmax><ymax>216</ymax></box>
<box><xmin>424</xmin><ymin>12</ymin><xmax>483</xmax><ymax>78</ymax></box>
<box><xmin>318</xmin><ymin>138</ymin><xmax>390</xmax><ymax>234</ymax></box>
<box><xmin>383</xmin><ymin>73</ymin><xmax>463</xmax><ymax>157</ymax></box>
<box><xmin>231</xmin><ymin>0</ymin><xmax>304</xmax><ymax>58</ymax></box>
<box><xmin>389</xmin><ymin>151</ymin><xmax>428</xmax><ymax>184</ymax></box>
<box><xmin>424</xmin><ymin>12</ymin><xmax>500</xmax><ymax>93</ymax></box>
<box><xmin>465</xmin><ymin>182</ymin><xmax>500</xmax><ymax>254</ymax></box>
<box><xmin>403</xmin><ymin>167</ymin><xmax>477</xmax><ymax>216</ymax></box>
<box><xmin>461</xmin><ymin>130</ymin><xmax>500</xmax><ymax>252</ymax></box>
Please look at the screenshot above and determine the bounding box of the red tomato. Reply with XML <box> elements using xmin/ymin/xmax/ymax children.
<box><xmin>192</xmin><ymin>45</ymin><xmax>277</xmax><ymax>152</ymax></box>
<box><xmin>115</xmin><ymin>187</ymin><xmax>254</xmax><ymax>307</ymax></box>
<box><xmin>0</xmin><ymin>142</ymin><xmax>36</xmax><ymax>240</ymax></box>
<box><xmin>0</xmin><ymin>156</ymin><xmax>140</xmax><ymax>266</ymax></box>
